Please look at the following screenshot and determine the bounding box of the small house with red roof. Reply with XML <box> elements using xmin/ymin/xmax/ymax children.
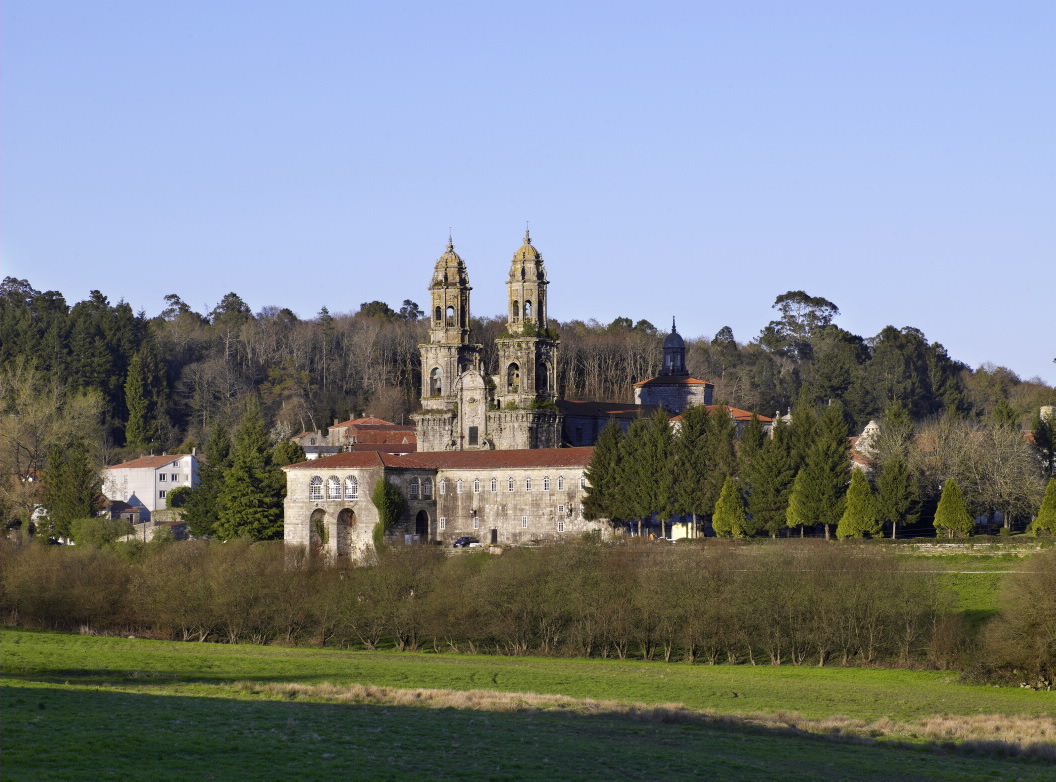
<box><xmin>102</xmin><ymin>453</ymin><xmax>199</xmax><ymax>522</ymax></box>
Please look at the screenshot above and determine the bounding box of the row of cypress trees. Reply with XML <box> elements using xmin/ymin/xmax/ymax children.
<box><xmin>583</xmin><ymin>398</ymin><xmax>922</xmax><ymax>540</ymax></box>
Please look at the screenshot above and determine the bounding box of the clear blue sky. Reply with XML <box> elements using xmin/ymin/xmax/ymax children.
<box><xmin>3</xmin><ymin>1</ymin><xmax>1053</xmax><ymax>384</ymax></box>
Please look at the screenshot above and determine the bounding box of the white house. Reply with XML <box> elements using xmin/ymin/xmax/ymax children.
<box><xmin>102</xmin><ymin>454</ymin><xmax>199</xmax><ymax>522</ymax></box>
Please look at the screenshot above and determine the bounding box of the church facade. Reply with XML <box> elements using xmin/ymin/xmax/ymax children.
<box><xmin>283</xmin><ymin>231</ymin><xmax>771</xmax><ymax>557</ymax></box>
<box><xmin>413</xmin><ymin>232</ymin><xmax>561</xmax><ymax>452</ymax></box>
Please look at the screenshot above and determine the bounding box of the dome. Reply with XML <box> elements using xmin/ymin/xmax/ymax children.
<box><xmin>432</xmin><ymin>237</ymin><xmax>470</xmax><ymax>287</ymax></box>
<box><xmin>661</xmin><ymin>318</ymin><xmax>688</xmax><ymax>376</ymax></box>
<box><xmin>664</xmin><ymin>328</ymin><xmax>685</xmax><ymax>351</ymax></box>
<box><xmin>512</xmin><ymin>229</ymin><xmax>542</xmax><ymax>263</ymax></box>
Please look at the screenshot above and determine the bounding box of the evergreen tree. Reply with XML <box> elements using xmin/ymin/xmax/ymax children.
<box><xmin>1030</xmin><ymin>478</ymin><xmax>1056</xmax><ymax>536</ymax></box>
<box><xmin>614</xmin><ymin>418</ymin><xmax>651</xmax><ymax>535</ymax></box>
<box><xmin>785</xmin><ymin>469</ymin><xmax>811</xmax><ymax>537</ymax></box>
<box><xmin>933</xmin><ymin>478</ymin><xmax>974</xmax><ymax>538</ymax></box>
<box><xmin>990</xmin><ymin>398</ymin><xmax>1019</xmax><ymax>428</ymax></box>
<box><xmin>712</xmin><ymin>476</ymin><xmax>749</xmax><ymax>538</ymax></box>
<box><xmin>273</xmin><ymin>439</ymin><xmax>307</xmax><ymax>467</ymax></box>
<box><xmin>876</xmin><ymin>454</ymin><xmax>914</xmax><ymax>539</ymax></box>
<box><xmin>703</xmin><ymin>404</ymin><xmax>737</xmax><ymax>513</ymax></box>
<box><xmin>748</xmin><ymin>421</ymin><xmax>796</xmax><ymax>537</ymax></box>
<box><xmin>837</xmin><ymin>469</ymin><xmax>880</xmax><ymax>539</ymax></box>
<box><xmin>672</xmin><ymin>403</ymin><xmax>710</xmax><ymax>536</ymax></box>
<box><xmin>643</xmin><ymin>409</ymin><xmax>676</xmax><ymax>536</ymax></box>
<box><xmin>737</xmin><ymin>413</ymin><xmax>767</xmax><ymax>477</ymax></box>
<box><xmin>124</xmin><ymin>351</ymin><xmax>151</xmax><ymax>449</ymax></box>
<box><xmin>1031</xmin><ymin>412</ymin><xmax>1056</xmax><ymax>479</ymax></box>
<box><xmin>799</xmin><ymin>400</ymin><xmax>851</xmax><ymax>539</ymax></box>
<box><xmin>788</xmin><ymin>389</ymin><xmax>819</xmax><ymax>471</ymax></box>
<box><xmin>583</xmin><ymin>421</ymin><xmax>625</xmax><ymax>525</ymax></box>
<box><xmin>215</xmin><ymin>398</ymin><xmax>285</xmax><ymax>540</ymax></box>
<box><xmin>39</xmin><ymin>440</ymin><xmax>102</xmax><ymax>541</ymax></box>
<box><xmin>183</xmin><ymin>424</ymin><xmax>232</xmax><ymax>537</ymax></box>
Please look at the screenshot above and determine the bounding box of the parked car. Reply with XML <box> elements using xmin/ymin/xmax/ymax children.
<box><xmin>452</xmin><ymin>536</ymin><xmax>480</xmax><ymax>548</ymax></box>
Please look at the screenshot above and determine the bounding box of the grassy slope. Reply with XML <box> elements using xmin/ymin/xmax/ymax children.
<box><xmin>3</xmin><ymin>628</ymin><xmax>1055</xmax><ymax>781</ymax></box>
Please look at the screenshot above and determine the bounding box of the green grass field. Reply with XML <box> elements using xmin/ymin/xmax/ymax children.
<box><xmin>3</xmin><ymin>628</ymin><xmax>1055</xmax><ymax>780</ymax></box>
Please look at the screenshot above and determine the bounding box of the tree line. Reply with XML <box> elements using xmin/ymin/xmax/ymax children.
<box><xmin>584</xmin><ymin>397</ymin><xmax>1053</xmax><ymax>538</ymax></box>
<box><xmin>2</xmin><ymin>276</ymin><xmax>1053</xmax><ymax>534</ymax></box>
<box><xmin>4</xmin><ymin>537</ymin><xmax>1055</xmax><ymax>684</ymax></box>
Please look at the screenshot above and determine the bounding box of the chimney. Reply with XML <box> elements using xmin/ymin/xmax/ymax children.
<box><xmin>334</xmin><ymin>417</ymin><xmax>339</xmax><ymax>426</ymax></box>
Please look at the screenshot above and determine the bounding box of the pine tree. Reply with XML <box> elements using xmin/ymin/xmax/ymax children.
<box><xmin>789</xmin><ymin>388</ymin><xmax>819</xmax><ymax>470</ymax></box>
<box><xmin>643</xmin><ymin>409</ymin><xmax>676</xmax><ymax>536</ymax></box>
<box><xmin>712</xmin><ymin>476</ymin><xmax>749</xmax><ymax>538</ymax></box>
<box><xmin>124</xmin><ymin>352</ymin><xmax>150</xmax><ymax>449</ymax></box>
<box><xmin>1031</xmin><ymin>412</ymin><xmax>1056</xmax><ymax>479</ymax></box>
<box><xmin>748</xmin><ymin>421</ymin><xmax>796</xmax><ymax>537</ymax></box>
<box><xmin>933</xmin><ymin>478</ymin><xmax>974</xmax><ymax>538</ymax></box>
<box><xmin>785</xmin><ymin>470</ymin><xmax>811</xmax><ymax>537</ymax></box>
<box><xmin>703</xmin><ymin>404</ymin><xmax>736</xmax><ymax>513</ymax></box>
<box><xmin>837</xmin><ymin>469</ymin><xmax>880</xmax><ymax>539</ymax></box>
<box><xmin>876</xmin><ymin>454</ymin><xmax>914</xmax><ymax>539</ymax></box>
<box><xmin>40</xmin><ymin>440</ymin><xmax>102</xmax><ymax>541</ymax></box>
<box><xmin>183</xmin><ymin>424</ymin><xmax>232</xmax><ymax>537</ymax></box>
<box><xmin>737</xmin><ymin>413</ymin><xmax>767</xmax><ymax>477</ymax></box>
<box><xmin>799</xmin><ymin>400</ymin><xmax>851</xmax><ymax>539</ymax></box>
<box><xmin>215</xmin><ymin>398</ymin><xmax>285</xmax><ymax>540</ymax></box>
<box><xmin>672</xmin><ymin>403</ymin><xmax>710</xmax><ymax>537</ymax></box>
<box><xmin>1030</xmin><ymin>478</ymin><xmax>1056</xmax><ymax>536</ymax></box>
<box><xmin>614</xmin><ymin>418</ymin><xmax>651</xmax><ymax>535</ymax></box>
<box><xmin>273</xmin><ymin>439</ymin><xmax>307</xmax><ymax>467</ymax></box>
<box><xmin>583</xmin><ymin>421</ymin><xmax>625</xmax><ymax>524</ymax></box>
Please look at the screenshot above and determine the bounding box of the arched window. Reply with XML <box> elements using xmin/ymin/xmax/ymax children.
<box><xmin>434</xmin><ymin>306</ymin><xmax>442</xmax><ymax>323</ymax></box>
<box><xmin>439</xmin><ymin>478</ymin><xmax>447</xmax><ymax>495</ymax></box>
<box><xmin>580</xmin><ymin>476</ymin><xmax>587</xmax><ymax>489</ymax></box>
<box><xmin>473</xmin><ymin>478</ymin><xmax>480</xmax><ymax>493</ymax></box>
<box><xmin>410</xmin><ymin>477</ymin><xmax>421</xmax><ymax>500</ymax></box>
<box><xmin>430</xmin><ymin>368</ymin><xmax>442</xmax><ymax>396</ymax></box>
<box><xmin>507</xmin><ymin>363</ymin><xmax>520</xmax><ymax>393</ymax></box>
<box><xmin>507</xmin><ymin>477</ymin><xmax>515</xmax><ymax>492</ymax></box>
<box><xmin>543</xmin><ymin>476</ymin><xmax>551</xmax><ymax>491</ymax></box>
<box><xmin>308</xmin><ymin>476</ymin><xmax>323</xmax><ymax>501</ymax></box>
<box><xmin>446</xmin><ymin>305</ymin><xmax>455</xmax><ymax>326</ymax></box>
<box><xmin>525</xmin><ymin>477</ymin><xmax>532</xmax><ymax>492</ymax></box>
<box><xmin>344</xmin><ymin>476</ymin><xmax>358</xmax><ymax>500</ymax></box>
<box><xmin>557</xmin><ymin>476</ymin><xmax>565</xmax><ymax>491</ymax></box>
<box><xmin>327</xmin><ymin>476</ymin><xmax>341</xmax><ymax>500</ymax></box>
<box><xmin>456</xmin><ymin>479</ymin><xmax>464</xmax><ymax>494</ymax></box>
<box><xmin>423</xmin><ymin>478</ymin><xmax>434</xmax><ymax>500</ymax></box>
<box><xmin>490</xmin><ymin>477</ymin><xmax>497</xmax><ymax>492</ymax></box>
<box><xmin>524</xmin><ymin>300</ymin><xmax>532</xmax><ymax>319</ymax></box>
<box><xmin>512</xmin><ymin>300</ymin><xmax>520</xmax><ymax>323</ymax></box>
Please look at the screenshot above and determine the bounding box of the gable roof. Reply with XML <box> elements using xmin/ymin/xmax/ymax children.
<box><xmin>330</xmin><ymin>417</ymin><xmax>395</xmax><ymax>428</ymax></box>
<box><xmin>633</xmin><ymin>375</ymin><xmax>714</xmax><ymax>388</ymax></box>
<box><xmin>106</xmin><ymin>454</ymin><xmax>193</xmax><ymax>471</ymax></box>
<box><xmin>284</xmin><ymin>447</ymin><xmax>595</xmax><ymax>472</ymax></box>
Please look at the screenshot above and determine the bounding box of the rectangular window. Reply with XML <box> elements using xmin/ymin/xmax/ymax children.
<box><xmin>159</xmin><ymin>474</ymin><xmax>167</xmax><ymax>482</ymax></box>
<box><xmin>159</xmin><ymin>490</ymin><xmax>167</xmax><ymax>499</ymax></box>
<box><xmin>439</xmin><ymin>517</ymin><xmax>447</xmax><ymax>530</ymax></box>
<box><xmin>557</xmin><ymin>520</ymin><xmax>565</xmax><ymax>533</ymax></box>
<box><xmin>557</xmin><ymin>504</ymin><xmax>565</xmax><ymax>514</ymax></box>
<box><xmin>468</xmin><ymin>426</ymin><xmax>478</xmax><ymax>446</ymax></box>
<box><xmin>521</xmin><ymin>516</ymin><xmax>528</xmax><ymax>528</ymax></box>
<box><xmin>473</xmin><ymin>517</ymin><xmax>480</xmax><ymax>530</ymax></box>
<box><xmin>171</xmin><ymin>473</ymin><xmax>178</xmax><ymax>482</ymax></box>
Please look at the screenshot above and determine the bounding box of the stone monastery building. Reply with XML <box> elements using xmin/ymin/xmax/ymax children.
<box><xmin>283</xmin><ymin>232</ymin><xmax>769</xmax><ymax>559</ymax></box>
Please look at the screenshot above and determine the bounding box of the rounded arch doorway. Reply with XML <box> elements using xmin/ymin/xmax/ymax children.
<box><xmin>415</xmin><ymin>510</ymin><xmax>429</xmax><ymax>541</ymax></box>
<box><xmin>336</xmin><ymin>508</ymin><xmax>356</xmax><ymax>558</ymax></box>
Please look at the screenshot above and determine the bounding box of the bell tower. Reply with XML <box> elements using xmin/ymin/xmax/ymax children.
<box><xmin>414</xmin><ymin>238</ymin><xmax>485</xmax><ymax>451</ymax></box>
<box><xmin>490</xmin><ymin>230</ymin><xmax>561</xmax><ymax>449</ymax></box>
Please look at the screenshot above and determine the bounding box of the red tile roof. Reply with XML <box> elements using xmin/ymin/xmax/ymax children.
<box><xmin>330</xmin><ymin>417</ymin><xmax>395</xmax><ymax>428</ymax></box>
<box><xmin>284</xmin><ymin>447</ymin><xmax>595</xmax><ymax>472</ymax></box>
<box><xmin>633</xmin><ymin>376</ymin><xmax>714</xmax><ymax>388</ymax></box>
<box><xmin>670</xmin><ymin>406</ymin><xmax>774</xmax><ymax>423</ymax></box>
<box><xmin>106</xmin><ymin>454</ymin><xmax>193</xmax><ymax>470</ymax></box>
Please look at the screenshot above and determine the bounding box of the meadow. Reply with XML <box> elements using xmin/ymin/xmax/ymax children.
<box><xmin>3</xmin><ymin>627</ymin><xmax>1055</xmax><ymax>781</ymax></box>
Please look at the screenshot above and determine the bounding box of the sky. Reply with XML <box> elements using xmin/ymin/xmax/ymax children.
<box><xmin>2</xmin><ymin>1</ymin><xmax>1054</xmax><ymax>384</ymax></box>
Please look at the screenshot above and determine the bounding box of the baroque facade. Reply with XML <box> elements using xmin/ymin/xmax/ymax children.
<box><xmin>413</xmin><ymin>232</ymin><xmax>560</xmax><ymax>452</ymax></box>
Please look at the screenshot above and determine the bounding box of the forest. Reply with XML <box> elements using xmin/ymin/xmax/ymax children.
<box><xmin>1</xmin><ymin>277</ymin><xmax>1054</xmax><ymax>535</ymax></box>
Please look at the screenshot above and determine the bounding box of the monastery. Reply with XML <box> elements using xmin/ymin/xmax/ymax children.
<box><xmin>283</xmin><ymin>232</ymin><xmax>770</xmax><ymax>558</ymax></box>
